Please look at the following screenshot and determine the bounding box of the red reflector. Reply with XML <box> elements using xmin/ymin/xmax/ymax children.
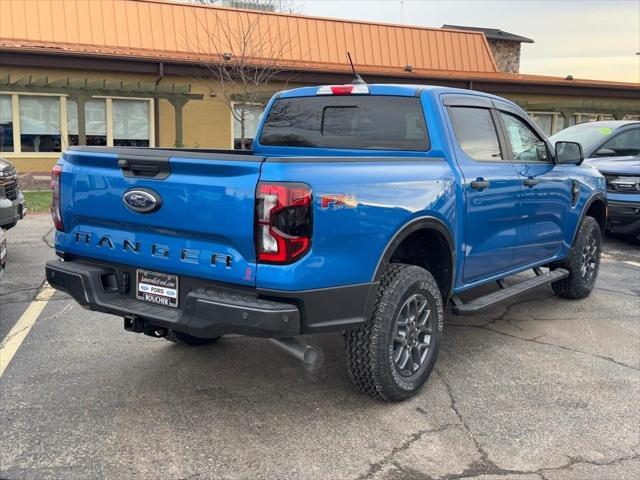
<box><xmin>330</xmin><ymin>85</ymin><xmax>354</xmax><ymax>95</ymax></box>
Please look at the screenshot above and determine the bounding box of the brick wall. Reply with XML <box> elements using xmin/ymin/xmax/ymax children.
<box><xmin>488</xmin><ymin>40</ymin><xmax>522</xmax><ymax>74</ymax></box>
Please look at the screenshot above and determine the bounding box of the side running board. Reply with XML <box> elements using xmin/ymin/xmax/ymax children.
<box><xmin>451</xmin><ymin>268</ymin><xmax>569</xmax><ymax>316</ymax></box>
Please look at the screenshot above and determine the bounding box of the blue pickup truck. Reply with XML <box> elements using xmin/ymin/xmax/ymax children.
<box><xmin>46</xmin><ymin>84</ymin><xmax>606</xmax><ymax>401</ymax></box>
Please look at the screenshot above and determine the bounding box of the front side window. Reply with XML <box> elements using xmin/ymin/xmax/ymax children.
<box><xmin>500</xmin><ymin>112</ymin><xmax>549</xmax><ymax>162</ymax></box>
<box><xmin>0</xmin><ymin>95</ymin><xmax>13</xmax><ymax>152</ymax></box>
<box><xmin>597</xmin><ymin>128</ymin><xmax>640</xmax><ymax>157</ymax></box>
<box><xmin>449</xmin><ymin>107</ymin><xmax>502</xmax><ymax>161</ymax></box>
<box><xmin>113</xmin><ymin>99</ymin><xmax>149</xmax><ymax>147</ymax></box>
<box><xmin>259</xmin><ymin>96</ymin><xmax>428</xmax><ymax>151</ymax></box>
<box><xmin>67</xmin><ymin>99</ymin><xmax>107</xmax><ymax>146</ymax></box>
<box><xmin>19</xmin><ymin>96</ymin><xmax>61</xmax><ymax>152</ymax></box>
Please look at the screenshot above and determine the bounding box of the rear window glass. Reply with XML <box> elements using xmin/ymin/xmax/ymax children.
<box><xmin>259</xmin><ymin>96</ymin><xmax>429</xmax><ymax>151</ymax></box>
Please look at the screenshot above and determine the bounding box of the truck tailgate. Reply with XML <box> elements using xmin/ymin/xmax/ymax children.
<box><xmin>56</xmin><ymin>148</ymin><xmax>264</xmax><ymax>287</ymax></box>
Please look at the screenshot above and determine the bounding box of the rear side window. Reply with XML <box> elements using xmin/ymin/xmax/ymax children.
<box><xmin>450</xmin><ymin>107</ymin><xmax>502</xmax><ymax>161</ymax></box>
<box><xmin>259</xmin><ymin>96</ymin><xmax>428</xmax><ymax>151</ymax></box>
<box><xmin>599</xmin><ymin>128</ymin><xmax>640</xmax><ymax>157</ymax></box>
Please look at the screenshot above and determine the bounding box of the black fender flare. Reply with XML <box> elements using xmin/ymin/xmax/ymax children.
<box><xmin>572</xmin><ymin>192</ymin><xmax>607</xmax><ymax>245</ymax></box>
<box><xmin>372</xmin><ymin>216</ymin><xmax>456</xmax><ymax>295</ymax></box>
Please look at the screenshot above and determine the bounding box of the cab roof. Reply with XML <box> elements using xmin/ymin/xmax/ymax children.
<box><xmin>276</xmin><ymin>83</ymin><xmax>503</xmax><ymax>100</ymax></box>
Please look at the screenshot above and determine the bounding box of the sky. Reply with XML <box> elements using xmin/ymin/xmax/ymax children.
<box><xmin>290</xmin><ymin>0</ymin><xmax>640</xmax><ymax>83</ymax></box>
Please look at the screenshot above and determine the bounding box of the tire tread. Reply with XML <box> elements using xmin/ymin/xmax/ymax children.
<box><xmin>344</xmin><ymin>264</ymin><xmax>442</xmax><ymax>401</ymax></box>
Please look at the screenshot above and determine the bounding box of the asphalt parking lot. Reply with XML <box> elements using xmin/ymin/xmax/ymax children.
<box><xmin>1</xmin><ymin>215</ymin><xmax>639</xmax><ymax>480</ymax></box>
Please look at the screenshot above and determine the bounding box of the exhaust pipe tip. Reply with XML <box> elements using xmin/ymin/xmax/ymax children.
<box><xmin>270</xmin><ymin>337</ymin><xmax>324</xmax><ymax>372</ymax></box>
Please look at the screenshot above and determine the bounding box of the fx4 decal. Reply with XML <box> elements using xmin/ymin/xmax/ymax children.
<box><xmin>320</xmin><ymin>194</ymin><xmax>358</xmax><ymax>210</ymax></box>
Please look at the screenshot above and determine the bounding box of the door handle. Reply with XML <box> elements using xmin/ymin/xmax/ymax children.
<box><xmin>523</xmin><ymin>178</ymin><xmax>540</xmax><ymax>187</ymax></box>
<box><xmin>470</xmin><ymin>179</ymin><xmax>490</xmax><ymax>190</ymax></box>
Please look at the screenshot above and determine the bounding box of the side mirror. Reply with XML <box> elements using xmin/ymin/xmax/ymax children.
<box><xmin>555</xmin><ymin>141</ymin><xmax>584</xmax><ymax>165</ymax></box>
<box><xmin>593</xmin><ymin>148</ymin><xmax>616</xmax><ymax>158</ymax></box>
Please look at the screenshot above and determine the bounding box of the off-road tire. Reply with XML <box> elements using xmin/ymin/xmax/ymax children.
<box><xmin>551</xmin><ymin>216</ymin><xmax>601</xmax><ymax>299</ymax></box>
<box><xmin>344</xmin><ymin>264</ymin><xmax>444</xmax><ymax>402</ymax></box>
<box><xmin>165</xmin><ymin>330</ymin><xmax>220</xmax><ymax>346</ymax></box>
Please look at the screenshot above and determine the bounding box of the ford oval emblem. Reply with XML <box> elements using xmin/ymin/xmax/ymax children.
<box><xmin>123</xmin><ymin>189</ymin><xmax>162</xmax><ymax>214</ymax></box>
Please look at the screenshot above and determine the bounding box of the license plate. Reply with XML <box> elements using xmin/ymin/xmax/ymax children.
<box><xmin>136</xmin><ymin>269</ymin><xmax>179</xmax><ymax>308</ymax></box>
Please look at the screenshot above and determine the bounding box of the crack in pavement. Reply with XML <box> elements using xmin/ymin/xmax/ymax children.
<box><xmin>448</xmin><ymin>323</ymin><xmax>640</xmax><ymax>372</ymax></box>
<box><xmin>436</xmin><ymin>369</ymin><xmax>500</xmax><ymax>479</ymax></box>
<box><xmin>0</xmin><ymin>297</ymin><xmax>68</xmax><ymax>307</ymax></box>
<box><xmin>396</xmin><ymin>370</ymin><xmax>640</xmax><ymax>480</ymax></box>
<box><xmin>42</xmin><ymin>227</ymin><xmax>55</xmax><ymax>249</ymax></box>
<box><xmin>442</xmin><ymin>451</ymin><xmax>640</xmax><ymax>480</ymax></box>
<box><xmin>38</xmin><ymin>302</ymin><xmax>73</xmax><ymax>322</ymax></box>
<box><xmin>356</xmin><ymin>420</ymin><xmax>458</xmax><ymax>480</ymax></box>
<box><xmin>0</xmin><ymin>286</ymin><xmax>41</xmax><ymax>298</ymax></box>
<box><xmin>0</xmin><ymin>325</ymin><xmax>31</xmax><ymax>348</ymax></box>
<box><xmin>595</xmin><ymin>287</ymin><xmax>640</xmax><ymax>298</ymax></box>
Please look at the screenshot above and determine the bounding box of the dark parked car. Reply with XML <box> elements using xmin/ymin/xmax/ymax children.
<box><xmin>551</xmin><ymin>121</ymin><xmax>640</xmax><ymax>239</ymax></box>
<box><xmin>0</xmin><ymin>157</ymin><xmax>26</xmax><ymax>230</ymax></box>
<box><xmin>0</xmin><ymin>228</ymin><xmax>6</xmax><ymax>280</ymax></box>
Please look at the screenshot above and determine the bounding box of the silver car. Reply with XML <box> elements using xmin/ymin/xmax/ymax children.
<box><xmin>0</xmin><ymin>157</ymin><xmax>27</xmax><ymax>230</ymax></box>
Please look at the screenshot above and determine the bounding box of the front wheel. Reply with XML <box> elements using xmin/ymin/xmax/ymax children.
<box><xmin>551</xmin><ymin>216</ymin><xmax>602</xmax><ymax>299</ymax></box>
<box><xmin>344</xmin><ymin>264</ymin><xmax>444</xmax><ymax>402</ymax></box>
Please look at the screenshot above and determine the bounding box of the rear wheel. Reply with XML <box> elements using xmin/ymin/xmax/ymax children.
<box><xmin>551</xmin><ymin>216</ymin><xmax>601</xmax><ymax>299</ymax></box>
<box><xmin>344</xmin><ymin>264</ymin><xmax>444</xmax><ymax>402</ymax></box>
<box><xmin>165</xmin><ymin>330</ymin><xmax>220</xmax><ymax>346</ymax></box>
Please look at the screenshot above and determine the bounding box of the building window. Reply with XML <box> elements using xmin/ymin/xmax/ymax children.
<box><xmin>233</xmin><ymin>104</ymin><xmax>263</xmax><ymax>149</ymax></box>
<box><xmin>528</xmin><ymin>111</ymin><xmax>565</xmax><ymax>135</ymax></box>
<box><xmin>529</xmin><ymin>112</ymin><xmax>553</xmax><ymax>135</ymax></box>
<box><xmin>575</xmin><ymin>113</ymin><xmax>600</xmax><ymax>125</ymax></box>
<box><xmin>0</xmin><ymin>95</ymin><xmax>13</xmax><ymax>152</ymax></box>
<box><xmin>113</xmin><ymin>99</ymin><xmax>149</xmax><ymax>147</ymax></box>
<box><xmin>19</xmin><ymin>96</ymin><xmax>61</xmax><ymax>152</ymax></box>
<box><xmin>0</xmin><ymin>94</ymin><xmax>154</xmax><ymax>154</ymax></box>
<box><xmin>68</xmin><ymin>99</ymin><xmax>107</xmax><ymax>146</ymax></box>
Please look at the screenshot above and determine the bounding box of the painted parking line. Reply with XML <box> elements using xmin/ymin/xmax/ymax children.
<box><xmin>0</xmin><ymin>283</ymin><xmax>56</xmax><ymax>377</ymax></box>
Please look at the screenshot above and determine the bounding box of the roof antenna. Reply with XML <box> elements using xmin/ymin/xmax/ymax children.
<box><xmin>347</xmin><ymin>52</ymin><xmax>365</xmax><ymax>84</ymax></box>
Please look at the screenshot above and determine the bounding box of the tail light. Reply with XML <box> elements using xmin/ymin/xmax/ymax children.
<box><xmin>51</xmin><ymin>164</ymin><xmax>63</xmax><ymax>231</ymax></box>
<box><xmin>255</xmin><ymin>182</ymin><xmax>312</xmax><ymax>264</ymax></box>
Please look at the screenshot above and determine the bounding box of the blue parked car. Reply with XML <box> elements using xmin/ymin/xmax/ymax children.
<box><xmin>46</xmin><ymin>83</ymin><xmax>606</xmax><ymax>401</ymax></box>
<box><xmin>551</xmin><ymin>121</ymin><xmax>639</xmax><ymax>239</ymax></box>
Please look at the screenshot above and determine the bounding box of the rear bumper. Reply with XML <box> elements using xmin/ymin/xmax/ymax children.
<box><xmin>606</xmin><ymin>200</ymin><xmax>640</xmax><ymax>237</ymax></box>
<box><xmin>45</xmin><ymin>258</ymin><xmax>377</xmax><ymax>338</ymax></box>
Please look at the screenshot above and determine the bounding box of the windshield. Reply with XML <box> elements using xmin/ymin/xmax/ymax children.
<box><xmin>550</xmin><ymin>124</ymin><xmax>616</xmax><ymax>152</ymax></box>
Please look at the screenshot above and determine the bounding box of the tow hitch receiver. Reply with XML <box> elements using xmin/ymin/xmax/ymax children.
<box><xmin>124</xmin><ymin>315</ymin><xmax>167</xmax><ymax>338</ymax></box>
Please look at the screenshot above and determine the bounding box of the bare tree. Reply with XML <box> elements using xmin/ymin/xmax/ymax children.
<box><xmin>190</xmin><ymin>1</ymin><xmax>297</xmax><ymax>149</ymax></box>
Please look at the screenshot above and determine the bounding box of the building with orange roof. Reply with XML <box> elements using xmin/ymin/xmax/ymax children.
<box><xmin>0</xmin><ymin>0</ymin><xmax>638</xmax><ymax>172</ymax></box>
